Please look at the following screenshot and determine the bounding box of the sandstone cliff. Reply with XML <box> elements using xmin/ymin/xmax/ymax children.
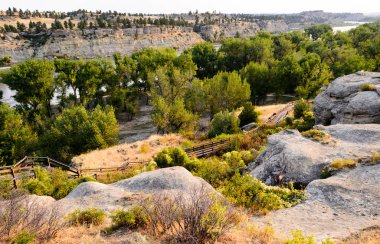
<box><xmin>0</xmin><ymin>27</ymin><xmax>203</xmax><ymax>62</ymax></box>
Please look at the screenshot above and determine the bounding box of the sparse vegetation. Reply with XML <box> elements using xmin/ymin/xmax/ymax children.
<box><xmin>140</xmin><ymin>185</ymin><xmax>240</xmax><ymax>243</ymax></box>
<box><xmin>109</xmin><ymin>207</ymin><xmax>148</xmax><ymax>231</ymax></box>
<box><xmin>370</xmin><ymin>151</ymin><xmax>380</xmax><ymax>165</ymax></box>
<box><xmin>67</xmin><ymin>208</ymin><xmax>106</xmax><ymax>227</ymax></box>
<box><xmin>301</xmin><ymin>129</ymin><xmax>331</xmax><ymax>144</ymax></box>
<box><xmin>360</xmin><ymin>83</ymin><xmax>377</xmax><ymax>91</ymax></box>
<box><xmin>223</xmin><ymin>173</ymin><xmax>306</xmax><ymax>214</ymax></box>
<box><xmin>329</xmin><ymin>159</ymin><xmax>357</xmax><ymax>171</ymax></box>
<box><xmin>0</xmin><ymin>191</ymin><xmax>64</xmax><ymax>243</ymax></box>
<box><xmin>20</xmin><ymin>167</ymin><xmax>95</xmax><ymax>199</ymax></box>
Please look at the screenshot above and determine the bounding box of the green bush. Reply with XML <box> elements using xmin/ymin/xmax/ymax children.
<box><xmin>294</xmin><ymin>99</ymin><xmax>311</xmax><ymax>119</ymax></box>
<box><xmin>285</xmin><ymin>229</ymin><xmax>315</xmax><ymax>244</ymax></box>
<box><xmin>20</xmin><ymin>167</ymin><xmax>95</xmax><ymax>199</ymax></box>
<box><xmin>11</xmin><ymin>231</ymin><xmax>35</xmax><ymax>244</ymax></box>
<box><xmin>223</xmin><ymin>174</ymin><xmax>305</xmax><ymax>214</ymax></box>
<box><xmin>110</xmin><ymin>207</ymin><xmax>148</xmax><ymax>230</ymax></box>
<box><xmin>153</xmin><ymin>147</ymin><xmax>189</xmax><ymax>168</ymax></box>
<box><xmin>293</xmin><ymin>111</ymin><xmax>315</xmax><ymax>132</ymax></box>
<box><xmin>360</xmin><ymin>83</ymin><xmax>377</xmax><ymax>91</ymax></box>
<box><xmin>193</xmin><ymin>158</ymin><xmax>230</xmax><ymax>188</ymax></box>
<box><xmin>239</xmin><ymin>102</ymin><xmax>259</xmax><ymax>127</ymax></box>
<box><xmin>208</xmin><ymin>111</ymin><xmax>240</xmax><ymax>138</ymax></box>
<box><xmin>67</xmin><ymin>208</ymin><xmax>106</xmax><ymax>226</ymax></box>
<box><xmin>301</xmin><ymin>129</ymin><xmax>331</xmax><ymax>143</ymax></box>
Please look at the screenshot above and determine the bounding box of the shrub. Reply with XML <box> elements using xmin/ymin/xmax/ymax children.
<box><xmin>239</xmin><ymin>102</ymin><xmax>259</xmax><ymax>127</ymax></box>
<box><xmin>293</xmin><ymin>111</ymin><xmax>315</xmax><ymax>132</ymax></box>
<box><xmin>67</xmin><ymin>208</ymin><xmax>106</xmax><ymax>227</ymax></box>
<box><xmin>110</xmin><ymin>207</ymin><xmax>148</xmax><ymax>230</ymax></box>
<box><xmin>0</xmin><ymin>178</ymin><xmax>13</xmax><ymax>198</ymax></box>
<box><xmin>141</xmin><ymin>184</ymin><xmax>240</xmax><ymax>243</ymax></box>
<box><xmin>208</xmin><ymin>111</ymin><xmax>240</xmax><ymax>138</ymax></box>
<box><xmin>294</xmin><ymin>99</ymin><xmax>312</xmax><ymax>119</ymax></box>
<box><xmin>139</xmin><ymin>143</ymin><xmax>151</xmax><ymax>153</ymax></box>
<box><xmin>360</xmin><ymin>83</ymin><xmax>377</xmax><ymax>91</ymax></box>
<box><xmin>370</xmin><ymin>151</ymin><xmax>380</xmax><ymax>165</ymax></box>
<box><xmin>301</xmin><ymin>129</ymin><xmax>331</xmax><ymax>144</ymax></box>
<box><xmin>193</xmin><ymin>158</ymin><xmax>230</xmax><ymax>188</ymax></box>
<box><xmin>223</xmin><ymin>174</ymin><xmax>305</xmax><ymax>214</ymax></box>
<box><xmin>20</xmin><ymin>167</ymin><xmax>94</xmax><ymax>199</ymax></box>
<box><xmin>11</xmin><ymin>231</ymin><xmax>35</xmax><ymax>244</ymax></box>
<box><xmin>153</xmin><ymin>147</ymin><xmax>189</xmax><ymax>168</ymax></box>
<box><xmin>329</xmin><ymin>159</ymin><xmax>357</xmax><ymax>171</ymax></box>
<box><xmin>222</xmin><ymin>151</ymin><xmax>252</xmax><ymax>170</ymax></box>
<box><xmin>0</xmin><ymin>191</ymin><xmax>64</xmax><ymax>242</ymax></box>
<box><xmin>285</xmin><ymin>229</ymin><xmax>315</xmax><ymax>244</ymax></box>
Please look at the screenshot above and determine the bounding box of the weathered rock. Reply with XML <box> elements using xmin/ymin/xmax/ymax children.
<box><xmin>248</xmin><ymin>124</ymin><xmax>380</xmax><ymax>185</ymax></box>
<box><xmin>4</xmin><ymin>167</ymin><xmax>214</xmax><ymax>215</ymax></box>
<box><xmin>0</xmin><ymin>27</ymin><xmax>204</xmax><ymax>62</ymax></box>
<box><xmin>314</xmin><ymin>71</ymin><xmax>380</xmax><ymax>125</ymax></box>
<box><xmin>254</xmin><ymin>164</ymin><xmax>380</xmax><ymax>242</ymax></box>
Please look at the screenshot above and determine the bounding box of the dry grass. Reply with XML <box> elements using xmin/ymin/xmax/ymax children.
<box><xmin>139</xmin><ymin>143</ymin><xmax>151</xmax><ymax>154</ymax></box>
<box><xmin>330</xmin><ymin>159</ymin><xmax>357</xmax><ymax>171</ymax></box>
<box><xmin>72</xmin><ymin>134</ymin><xmax>183</xmax><ymax>169</ymax></box>
<box><xmin>370</xmin><ymin>151</ymin><xmax>380</xmax><ymax>165</ymax></box>
<box><xmin>256</xmin><ymin>104</ymin><xmax>290</xmax><ymax>122</ymax></box>
<box><xmin>0</xmin><ymin>16</ymin><xmax>79</xmax><ymax>29</ymax></box>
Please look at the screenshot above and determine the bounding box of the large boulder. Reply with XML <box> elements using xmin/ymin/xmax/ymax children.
<box><xmin>248</xmin><ymin>124</ymin><xmax>380</xmax><ymax>185</ymax></box>
<box><xmin>314</xmin><ymin>71</ymin><xmax>380</xmax><ymax>125</ymax></box>
<box><xmin>57</xmin><ymin>167</ymin><xmax>213</xmax><ymax>214</ymax></box>
<box><xmin>254</xmin><ymin>164</ymin><xmax>380</xmax><ymax>242</ymax></box>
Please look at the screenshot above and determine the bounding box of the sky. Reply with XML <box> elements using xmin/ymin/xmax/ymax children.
<box><xmin>0</xmin><ymin>0</ymin><xmax>379</xmax><ymax>14</ymax></box>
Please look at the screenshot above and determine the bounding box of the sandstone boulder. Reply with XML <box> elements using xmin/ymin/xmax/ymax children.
<box><xmin>254</xmin><ymin>164</ymin><xmax>380</xmax><ymax>242</ymax></box>
<box><xmin>248</xmin><ymin>124</ymin><xmax>380</xmax><ymax>185</ymax></box>
<box><xmin>314</xmin><ymin>71</ymin><xmax>380</xmax><ymax>125</ymax></box>
<box><xmin>6</xmin><ymin>167</ymin><xmax>214</xmax><ymax>215</ymax></box>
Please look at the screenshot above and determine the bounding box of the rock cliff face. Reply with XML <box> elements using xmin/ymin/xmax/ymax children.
<box><xmin>0</xmin><ymin>27</ymin><xmax>203</xmax><ymax>62</ymax></box>
<box><xmin>248</xmin><ymin>124</ymin><xmax>380</xmax><ymax>185</ymax></box>
<box><xmin>314</xmin><ymin>72</ymin><xmax>380</xmax><ymax>125</ymax></box>
<box><xmin>255</xmin><ymin>164</ymin><xmax>380</xmax><ymax>242</ymax></box>
<box><xmin>199</xmin><ymin>20</ymin><xmax>288</xmax><ymax>41</ymax></box>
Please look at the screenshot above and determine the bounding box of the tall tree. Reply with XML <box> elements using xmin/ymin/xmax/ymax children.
<box><xmin>2</xmin><ymin>60</ymin><xmax>55</xmax><ymax>118</ymax></box>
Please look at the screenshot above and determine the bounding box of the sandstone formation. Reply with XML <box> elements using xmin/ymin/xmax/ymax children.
<box><xmin>314</xmin><ymin>71</ymin><xmax>380</xmax><ymax>125</ymax></box>
<box><xmin>0</xmin><ymin>27</ymin><xmax>203</xmax><ymax>62</ymax></box>
<box><xmin>254</xmin><ymin>164</ymin><xmax>380</xmax><ymax>242</ymax></box>
<box><xmin>2</xmin><ymin>167</ymin><xmax>213</xmax><ymax>215</ymax></box>
<box><xmin>199</xmin><ymin>20</ymin><xmax>288</xmax><ymax>41</ymax></box>
<box><xmin>248</xmin><ymin>124</ymin><xmax>380</xmax><ymax>185</ymax></box>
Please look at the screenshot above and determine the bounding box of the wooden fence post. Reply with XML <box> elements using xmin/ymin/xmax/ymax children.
<box><xmin>10</xmin><ymin>168</ymin><xmax>17</xmax><ymax>189</ymax></box>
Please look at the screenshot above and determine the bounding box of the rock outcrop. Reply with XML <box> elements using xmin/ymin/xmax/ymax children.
<box><xmin>0</xmin><ymin>27</ymin><xmax>203</xmax><ymax>62</ymax></box>
<box><xmin>314</xmin><ymin>71</ymin><xmax>380</xmax><ymax>125</ymax></box>
<box><xmin>248</xmin><ymin>124</ymin><xmax>380</xmax><ymax>185</ymax></box>
<box><xmin>12</xmin><ymin>167</ymin><xmax>213</xmax><ymax>215</ymax></box>
<box><xmin>254</xmin><ymin>164</ymin><xmax>380</xmax><ymax>242</ymax></box>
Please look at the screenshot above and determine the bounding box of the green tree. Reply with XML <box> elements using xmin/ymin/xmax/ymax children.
<box><xmin>305</xmin><ymin>24</ymin><xmax>333</xmax><ymax>40</ymax></box>
<box><xmin>205</xmin><ymin>71</ymin><xmax>250</xmax><ymax>115</ymax></box>
<box><xmin>190</xmin><ymin>42</ymin><xmax>218</xmax><ymax>79</ymax></box>
<box><xmin>239</xmin><ymin>102</ymin><xmax>258</xmax><ymax>127</ymax></box>
<box><xmin>296</xmin><ymin>53</ymin><xmax>332</xmax><ymax>98</ymax></box>
<box><xmin>241</xmin><ymin>62</ymin><xmax>271</xmax><ymax>104</ymax></box>
<box><xmin>42</xmin><ymin>106</ymin><xmax>118</xmax><ymax>162</ymax></box>
<box><xmin>1</xmin><ymin>60</ymin><xmax>55</xmax><ymax>118</ymax></box>
<box><xmin>208</xmin><ymin>110</ymin><xmax>240</xmax><ymax>138</ymax></box>
<box><xmin>0</xmin><ymin>104</ymin><xmax>37</xmax><ymax>165</ymax></box>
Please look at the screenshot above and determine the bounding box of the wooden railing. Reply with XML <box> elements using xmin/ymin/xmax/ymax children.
<box><xmin>184</xmin><ymin>137</ymin><xmax>232</xmax><ymax>158</ymax></box>
<box><xmin>0</xmin><ymin>156</ymin><xmax>150</xmax><ymax>188</ymax></box>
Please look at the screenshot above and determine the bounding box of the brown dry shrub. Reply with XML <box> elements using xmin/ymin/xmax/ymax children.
<box><xmin>140</xmin><ymin>184</ymin><xmax>240</xmax><ymax>243</ymax></box>
<box><xmin>0</xmin><ymin>190</ymin><xmax>64</xmax><ymax>242</ymax></box>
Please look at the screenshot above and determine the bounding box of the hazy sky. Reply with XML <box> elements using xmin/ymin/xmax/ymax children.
<box><xmin>0</xmin><ymin>0</ymin><xmax>378</xmax><ymax>14</ymax></box>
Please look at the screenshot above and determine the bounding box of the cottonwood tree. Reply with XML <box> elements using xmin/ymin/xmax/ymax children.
<box><xmin>2</xmin><ymin>60</ymin><xmax>55</xmax><ymax>118</ymax></box>
<box><xmin>41</xmin><ymin>106</ymin><xmax>118</xmax><ymax>162</ymax></box>
<box><xmin>205</xmin><ymin>71</ymin><xmax>250</xmax><ymax>116</ymax></box>
<box><xmin>0</xmin><ymin>104</ymin><xmax>37</xmax><ymax>165</ymax></box>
